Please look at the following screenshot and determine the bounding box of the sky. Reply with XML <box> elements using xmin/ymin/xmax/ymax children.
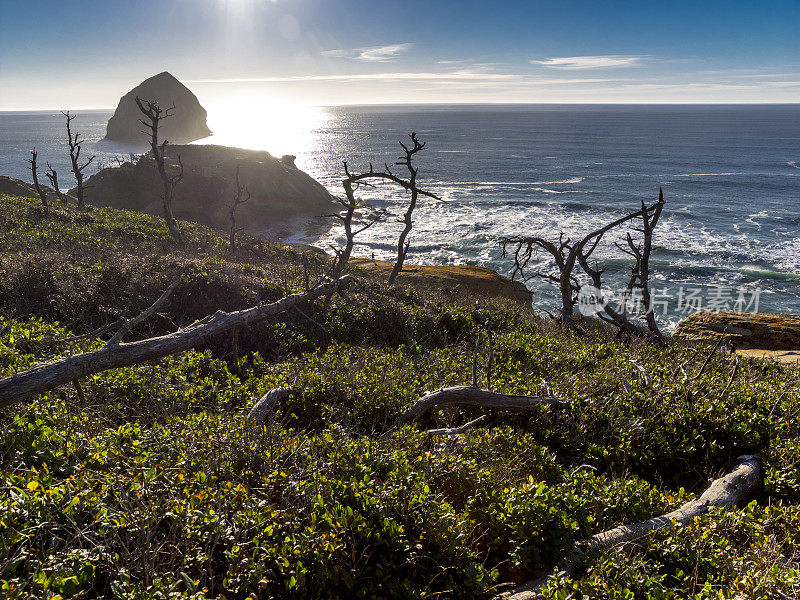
<box><xmin>0</xmin><ymin>0</ymin><xmax>798</xmax><ymax>110</ymax></box>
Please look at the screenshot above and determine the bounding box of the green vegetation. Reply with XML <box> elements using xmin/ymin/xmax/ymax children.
<box><xmin>1</xmin><ymin>193</ymin><xmax>799</xmax><ymax>599</ymax></box>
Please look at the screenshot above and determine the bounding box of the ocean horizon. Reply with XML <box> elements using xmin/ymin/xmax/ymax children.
<box><xmin>1</xmin><ymin>103</ymin><xmax>798</xmax><ymax>328</ymax></box>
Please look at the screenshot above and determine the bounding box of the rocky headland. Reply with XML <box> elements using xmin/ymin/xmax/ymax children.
<box><xmin>74</xmin><ymin>145</ymin><xmax>337</xmax><ymax>237</ymax></box>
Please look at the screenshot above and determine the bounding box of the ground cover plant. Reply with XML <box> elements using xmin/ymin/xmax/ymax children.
<box><xmin>1</xmin><ymin>193</ymin><xmax>799</xmax><ymax>599</ymax></box>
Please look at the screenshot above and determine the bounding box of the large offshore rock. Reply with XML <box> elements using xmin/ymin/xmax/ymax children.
<box><xmin>673</xmin><ymin>310</ymin><xmax>800</xmax><ymax>350</ymax></box>
<box><xmin>104</xmin><ymin>72</ymin><xmax>211</xmax><ymax>145</ymax></box>
<box><xmin>77</xmin><ymin>144</ymin><xmax>337</xmax><ymax>235</ymax></box>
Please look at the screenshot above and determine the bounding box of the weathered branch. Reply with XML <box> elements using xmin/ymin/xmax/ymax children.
<box><xmin>427</xmin><ymin>414</ymin><xmax>487</xmax><ymax>436</ymax></box>
<box><xmin>44</xmin><ymin>163</ymin><xmax>68</xmax><ymax>204</ymax></box>
<box><xmin>389</xmin><ymin>132</ymin><xmax>433</xmax><ymax>283</ymax></box>
<box><xmin>327</xmin><ymin>133</ymin><xmax>438</xmax><ymax>283</ymax></box>
<box><xmin>106</xmin><ymin>279</ymin><xmax>180</xmax><ymax>346</ymax></box>
<box><xmin>246</xmin><ymin>387</ymin><xmax>295</xmax><ymax>428</ymax></box>
<box><xmin>721</xmin><ymin>355</ymin><xmax>740</xmax><ymax>395</ymax></box>
<box><xmin>27</xmin><ymin>148</ymin><xmax>48</xmax><ymax>208</ymax></box>
<box><xmin>0</xmin><ymin>276</ymin><xmax>351</xmax><ymax>408</ymax></box>
<box><xmin>395</xmin><ymin>385</ymin><xmax>564</xmax><ymax>428</ymax></box>
<box><xmin>496</xmin><ymin>455</ymin><xmax>762</xmax><ymax>600</ymax></box>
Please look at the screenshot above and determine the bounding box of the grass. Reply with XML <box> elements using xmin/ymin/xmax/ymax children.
<box><xmin>0</xmin><ymin>193</ymin><xmax>799</xmax><ymax>599</ymax></box>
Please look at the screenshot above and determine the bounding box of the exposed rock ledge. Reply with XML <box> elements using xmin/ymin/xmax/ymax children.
<box><xmin>76</xmin><ymin>145</ymin><xmax>337</xmax><ymax>235</ymax></box>
<box><xmin>0</xmin><ymin>176</ymin><xmax>76</xmax><ymax>204</ymax></box>
<box><xmin>350</xmin><ymin>258</ymin><xmax>532</xmax><ymax>305</ymax></box>
<box><xmin>674</xmin><ymin>311</ymin><xmax>800</xmax><ymax>363</ymax></box>
<box><xmin>0</xmin><ymin>176</ymin><xmax>51</xmax><ymax>199</ymax></box>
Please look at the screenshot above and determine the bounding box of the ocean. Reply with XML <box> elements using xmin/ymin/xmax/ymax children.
<box><xmin>1</xmin><ymin>104</ymin><xmax>798</xmax><ymax>329</ymax></box>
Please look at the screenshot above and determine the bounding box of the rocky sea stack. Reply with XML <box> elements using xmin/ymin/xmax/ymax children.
<box><xmin>103</xmin><ymin>72</ymin><xmax>211</xmax><ymax>145</ymax></box>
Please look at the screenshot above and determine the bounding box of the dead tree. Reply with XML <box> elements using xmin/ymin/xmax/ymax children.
<box><xmin>389</xmin><ymin>132</ymin><xmax>430</xmax><ymax>283</ymax></box>
<box><xmin>619</xmin><ymin>188</ymin><xmax>665</xmax><ymax>340</ymax></box>
<box><xmin>325</xmin><ymin>133</ymin><xmax>438</xmax><ymax>280</ymax></box>
<box><xmin>496</xmin><ymin>455</ymin><xmax>761</xmax><ymax>600</ymax></box>
<box><xmin>26</xmin><ymin>148</ymin><xmax>48</xmax><ymax>208</ymax></box>
<box><xmin>575</xmin><ymin>190</ymin><xmax>665</xmax><ymax>340</ymax></box>
<box><xmin>135</xmin><ymin>97</ymin><xmax>184</xmax><ymax>245</ymax></box>
<box><xmin>229</xmin><ymin>166</ymin><xmax>250</xmax><ymax>255</ymax></box>
<box><xmin>44</xmin><ymin>163</ymin><xmax>68</xmax><ymax>204</ymax></box>
<box><xmin>322</xmin><ymin>164</ymin><xmax>387</xmax><ymax>279</ymax></box>
<box><xmin>0</xmin><ymin>275</ymin><xmax>351</xmax><ymax>408</ymax></box>
<box><xmin>62</xmin><ymin>111</ymin><xmax>94</xmax><ymax>209</ymax></box>
<box><xmin>502</xmin><ymin>194</ymin><xmax>664</xmax><ymax>333</ymax></box>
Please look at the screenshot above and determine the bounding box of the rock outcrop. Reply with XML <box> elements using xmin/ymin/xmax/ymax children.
<box><xmin>673</xmin><ymin>311</ymin><xmax>800</xmax><ymax>350</ymax></box>
<box><xmin>104</xmin><ymin>72</ymin><xmax>211</xmax><ymax>145</ymax></box>
<box><xmin>76</xmin><ymin>145</ymin><xmax>336</xmax><ymax>235</ymax></box>
<box><xmin>350</xmin><ymin>258</ymin><xmax>533</xmax><ymax>305</ymax></box>
<box><xmin>0</xmin><ymin>176</ymin><xmax>48</xmax><ymax>199</ymax></box>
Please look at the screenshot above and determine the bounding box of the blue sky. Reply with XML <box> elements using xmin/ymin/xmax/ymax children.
<box><xmin>0</xmin><ymin>0</ymin><xmax>798</xmax><ymax>109</ymax></box>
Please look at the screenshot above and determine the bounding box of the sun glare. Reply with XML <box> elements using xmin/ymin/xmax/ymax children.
<box><xmin>197</xmin><ymin>95</ymin><xmax>328</xmax><ymax>159</ymax></box>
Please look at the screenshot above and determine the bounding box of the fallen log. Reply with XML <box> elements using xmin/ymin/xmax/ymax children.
<box><xmin>246</xmin><ymin>387</ymin><xmax>295</xmax><ymax>428</ymax></box>
<box><xmin>395</xmin><ymin>385</ymin><xmax>563</xmax><ymax>427</ymax></box>
<box><xmin>496</xmin><ymin>455</ymin><xmax>762</xmax><ymax>600</ymax></box>
<box><xmin>0</xmin><ymin>276</ymin><xmax>351</xmax><ymax>408</ymax></box>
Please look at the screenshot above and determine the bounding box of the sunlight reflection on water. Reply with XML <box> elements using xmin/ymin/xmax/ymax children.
<box><xmin>194</xmin><ymin>98</ymin><xmax>329</xmax><ymax>160</ymax></box>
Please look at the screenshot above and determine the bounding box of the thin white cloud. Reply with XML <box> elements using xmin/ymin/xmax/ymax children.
<box><xmin>618</xmin><ymin>82</ymin><xmax>757</xmax><ymax>91</ymax></box>
<box><xmin>761</xmin><ymin>80</ymin><xmax>800</xmax><ymax>87</ymax></box>
<box><xmin>187</xmin><ymin>70</ymin><xmax>523</xmax><ymax>83</ymax></box>
<box><xmin>532</xmin><ymin>55</ymin><xmax>647</xmax><ymax>69</ymax></box>
<box><xmin>322</xmin><ymin>43</ymin><xmax>413</xmax><ymax>62</ymax></box>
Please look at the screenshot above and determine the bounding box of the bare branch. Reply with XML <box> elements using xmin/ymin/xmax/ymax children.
<box><xmin>106</xmin><ymin>279</ymin><xmax>180</xmax><ymax>346</ymax></box>
<box><xmin>427</xmin><ymin>414</ymin><xmax>487</xmax><ymax>436</ymax></box>
<box><xmin>394</xmin><ymin>385</ymin><xmax>564</xmax><ymax>428</ymax></box>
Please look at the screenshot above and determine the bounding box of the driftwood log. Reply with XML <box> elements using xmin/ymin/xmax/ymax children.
<box><xmin>395</xmin><ymin>385</ymin><xmax>564</xmax><ymax>428</ymax></box>
<box><xmin>246</xmin><ymin>387</ymin><xmax>295</xmax><ymax>428</ymax></box>
<box><xmin>497</xmin><ymin>455</ymin><xmax>762</xmax><ymax>600</ymax></box>
<box><xmin>0</xmin><ymin>276</ymin><xmax>351</xmax><ymax>408</ymax></box>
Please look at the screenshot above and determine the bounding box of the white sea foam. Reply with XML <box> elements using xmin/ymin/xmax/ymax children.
<box><xmin>455</xmin><ymin>177</ymin><xmax>584</xmax><ymax>186</ymax></box>
<box><xmin>756</xmin><ymin>238</ymin><xmax>800</xmax><ymax>274</ymax></box>
<box><xmin>672</xmin><ymin>172</ymin><xmax>746</xmax><ymax>177</ymax></box>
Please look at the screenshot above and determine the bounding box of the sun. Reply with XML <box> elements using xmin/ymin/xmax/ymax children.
<box><xmin>197</xmin><ymin>94</ymin><xmax>328</xmax><ymax>160</ymax></box>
